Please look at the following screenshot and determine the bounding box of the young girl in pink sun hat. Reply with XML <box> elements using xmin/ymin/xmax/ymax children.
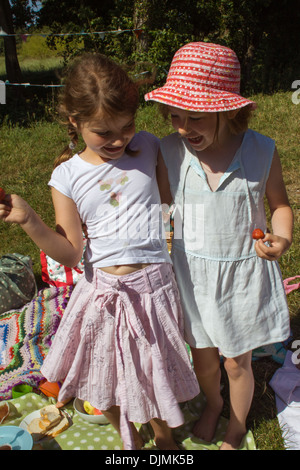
<box><xmin>146</xmin><ymin>42</ymin><xmax>293</xmax><ymax>450</ymax></box>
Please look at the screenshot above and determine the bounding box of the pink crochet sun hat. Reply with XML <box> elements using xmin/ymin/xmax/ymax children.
<box><xmin>145</xmin><ymin>42</ymin><xmax>256</xmax><ymax>112</ymax></box>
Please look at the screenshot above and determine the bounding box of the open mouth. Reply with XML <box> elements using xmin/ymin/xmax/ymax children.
<box><xmin>187</xmin><ymin>136</ymin><xmax>203</xmax><ymax>145</ymax></box>
<box><xmin>103</xmin><ymin>146</ymin><xmax>124</xmax><ymax>154</ymax></box>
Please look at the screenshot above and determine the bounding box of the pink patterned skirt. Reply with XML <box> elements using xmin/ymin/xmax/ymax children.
<box><xmin>41</xmin><ymin>263</ymin><xmax>199</xmax><ymax>449</ymax></box>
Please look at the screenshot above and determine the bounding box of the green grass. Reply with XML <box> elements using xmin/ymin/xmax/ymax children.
<box><xmin>0</xmin><ymin>55</ymin><xmax>63</xmax><ymax>77</ymax></box>
<box><xmin>0</xmin><ymin>58</ymin><xmax>299</xmax><ymax>450</ymax></box>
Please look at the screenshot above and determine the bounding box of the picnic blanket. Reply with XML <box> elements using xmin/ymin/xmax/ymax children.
<box><xmin>0</xmin><ymin>284</ymin><xmax>256</xmax><ymax>450</ymax></box>
<box><xmin>0</xmin><ymin>392</ymin><xmax>256</xmax><ymax>450</ymax></box>
<box><xmin>0</xmin><ymin>247</ymin><xmax>297</xmax><ymax>451</ymax></box>
<box><xmin>0</xmin><ymin>286</ymin><xmax>74</xmax><ymax>400</ymax></box>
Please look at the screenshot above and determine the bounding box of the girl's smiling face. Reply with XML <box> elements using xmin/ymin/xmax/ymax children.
<box><xmin>70</xmin><ymin>114</ymin><xmax>136</xmax><ymax>164</ymax></box>
<box><xmin>168</xmin><ymin>106</ymin><xmax>221</xmax><ymax>152</ymax></box>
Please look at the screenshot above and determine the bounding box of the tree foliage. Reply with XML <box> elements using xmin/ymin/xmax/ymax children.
<box><xmin>4</xmin><ymin>0</ymin><xmax>300</xmax><ymax>94</ymax></box>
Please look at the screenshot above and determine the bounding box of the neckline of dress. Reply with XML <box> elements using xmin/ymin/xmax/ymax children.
<box><xmin>186</xmin><ymin>129</ymin><xmax>249</xmax><ymax>192</ymax></box>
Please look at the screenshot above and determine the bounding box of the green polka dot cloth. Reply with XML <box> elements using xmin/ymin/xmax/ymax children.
<box><xmin>0</xmin><ymin>392</ymin><xmax>256</xmax><ymax>450</ymax></box>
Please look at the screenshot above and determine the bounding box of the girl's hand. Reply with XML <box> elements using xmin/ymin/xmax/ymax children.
<box><xmin>1</xmin><ymin>189</ymin><xmax>83</xmax><ymax>268</ymax></box>
<box><xmin>254</xmin><ymin>232</ymin><xmax>291</xmax><ymax>261</ymax></box>
<box><xmin>0</xmin><ymin>194</ymin><xmax>33</xmax><ymax>225</ymax></box>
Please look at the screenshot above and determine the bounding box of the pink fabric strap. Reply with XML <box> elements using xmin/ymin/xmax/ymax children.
<box><xmin>283</xmin><ymin>276</ymin><xmax>300</xmax><ymax>294</ymax></box>
<box><xmin>95</xmin><ymin>277</ymin><xmax>149</xmax><ymax>450</ymax></box>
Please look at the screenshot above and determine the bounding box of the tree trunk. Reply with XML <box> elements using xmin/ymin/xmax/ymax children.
<box><xmin>0</xmin><ymin>0</ymin><xmax>23</xmax><ymax>83</ymax></box>
<box><xmin>133</xmin><ymin>0</ymin><xmax>151</xmax><ymax>54</ymax></box>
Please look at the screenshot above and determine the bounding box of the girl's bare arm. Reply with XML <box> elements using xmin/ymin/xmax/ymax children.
<box><xmin>255</xmin><ymin>147</ymin><xmax>293</xmax><ymax>261</ymax></box>
<box><xmin>156</xmin><ymin>150</ymin><xmax>172</xmax><ymax>205</ymax></box>
<box><xmin>0</xmin><ymin>188</ymin><xmax>83</xmax><ymax>267</ymax></box>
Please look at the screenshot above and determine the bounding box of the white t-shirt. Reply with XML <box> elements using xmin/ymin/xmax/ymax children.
<box><xmin>49</xmin><ymin>131</ymin><xmax>171</xmax><ymax>268</ymax></box>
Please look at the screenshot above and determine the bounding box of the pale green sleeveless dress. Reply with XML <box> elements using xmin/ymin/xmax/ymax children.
<box><xmin>161</xmin><ymin>129</ymin><xmax>290</xmax><ymax>357</ymax></box>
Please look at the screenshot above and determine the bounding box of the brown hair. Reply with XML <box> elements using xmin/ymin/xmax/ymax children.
<box><xmin>54</xmin><ymin>53</ymin><xmax>140</xmax><ymax>167</ymax></box>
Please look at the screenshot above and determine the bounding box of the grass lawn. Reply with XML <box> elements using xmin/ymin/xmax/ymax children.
<box><xmin>0</xmin><ymin>57</ymin><xmax>299</xmax><ymax>449</ymax></box>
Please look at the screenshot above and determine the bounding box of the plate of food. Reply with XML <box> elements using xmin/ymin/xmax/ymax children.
<box><xmin>19</xmin><ymin>404</ymin><xmax>71</xmax><ymax>442</ymax></box>
<box><xmin>0</xmin><ymin>426</ymin><xmax>33</xmax><ymax>450</ymax></box>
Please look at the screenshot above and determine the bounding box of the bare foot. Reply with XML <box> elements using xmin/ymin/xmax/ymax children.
<box><xmin>56</xmin><ymin>397</ymin><xmax>73</xmax><ymax>408</ymax></box>
<box><xmin>155</xmin><ymin>436</ymin><xmax>180</xmax><ymax>450</ymax></box>
<box><xmin>193</xmin><ymin>399</ymin><xmax>223</xmax><ymax>442</ymax></box>
<box><xmin>150</xmin><ymin>418</ymin><xmax>180</xmax><ymax>450</ymax></box>
<box><xmin>132</xmin><ymin>426</ymin><xmax>144</xmax><ymax>450</ymax></box>
<box><xmin>219</xmin><ymin>429</ymin><xmax>246</xmax><ymax>450</ymax></box>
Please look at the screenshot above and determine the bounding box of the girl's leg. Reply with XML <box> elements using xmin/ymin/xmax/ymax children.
<box><xmin>221</xmin><ymin>351</ymin><xmax>254</xmax><ymax>450</ymax></box>
<box><xmin>149</xmin><ymin>418</ymin><xmax>179</xmax><ymax>450</ymax></box>
<box><xmin>102</xmin><ymin>407</ymin><xmax>179</xmax><ymax>450</ymax></box>
<box><xmin>191</xmin><ymin>347</ymin><xmax>223</xmax><ymax>442</ymax></box>
<box><xmin>101</xmin><ymin>406</ymin><xmax>144</xmax><ymax>450</ymax></box>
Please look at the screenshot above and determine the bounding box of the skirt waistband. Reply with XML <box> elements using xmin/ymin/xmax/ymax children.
<box><xmin>91</xmin><ymin>263</ymin><xmax>173</xmax><ymax>294</ymax></box>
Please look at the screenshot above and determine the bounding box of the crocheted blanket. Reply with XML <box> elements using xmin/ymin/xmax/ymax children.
<box><xmin>0</xmin><ymin>286</ymin><xmax>74</xmax><ymax>400</ymax></box>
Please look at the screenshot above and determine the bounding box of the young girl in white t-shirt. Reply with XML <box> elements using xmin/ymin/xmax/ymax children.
<box><xmin>0</xmin><ymin>53</ymin><xmax>199</xmax><ymax>450</ymax></box>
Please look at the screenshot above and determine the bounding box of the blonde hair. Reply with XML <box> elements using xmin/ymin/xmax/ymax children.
<box><xmin>221</xmin><ymin>105</ymin><xmax>253</xmax><ymax>135</ymax></box>
<box><xmin>54</xmin><ymin>53</ymin><xmax>140</xmax><ymax>168</ymax></box>
<box><xmin>159</xmin><ymin>103</ymin><xmax>253</xmax><ymax>137</ymax></box>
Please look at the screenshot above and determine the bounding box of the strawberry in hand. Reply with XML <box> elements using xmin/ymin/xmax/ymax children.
<box><xmin>252</xmin><ymin>228</ymin><xmax>265</xmax><ymax>240</ymax></box>
<box><xmin>0</xmin><ymin>193</ymin><xmax>32</xmax><ymax>225</ymax></box>
<box><xmin>0</xmin><ymin>187</ymin><xmax>5</xmax><ymax>201</ymax></box>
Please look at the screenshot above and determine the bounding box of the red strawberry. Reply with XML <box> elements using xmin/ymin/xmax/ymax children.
<box><xmin>0</xmin><ymin>187</ymin><xmax>5</xmax><ymax>201</ymax></box>
<box><xmin>252</xmin><ymin>228</ymin><xmax>265</xmax><ymax>240</ymax></box>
